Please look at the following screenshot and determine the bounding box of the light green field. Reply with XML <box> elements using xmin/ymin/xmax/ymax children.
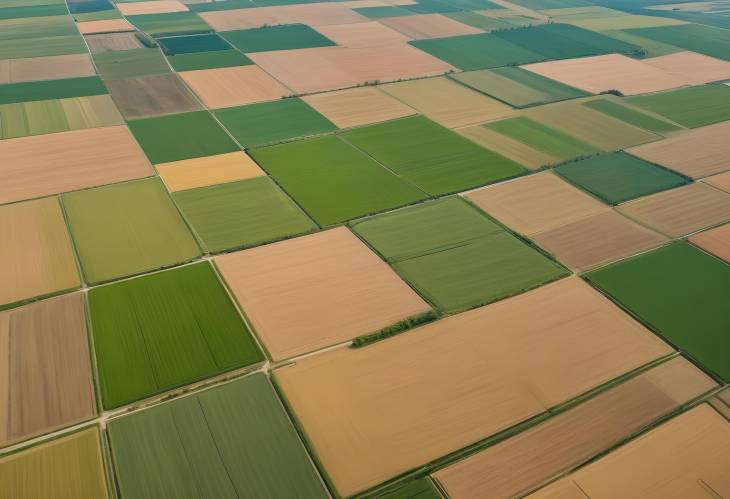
<box><xmin>582</xmin><ymin>98</ymin><xmax>682</xmax><ymax>134</ymax></box>
<box><xmin>625</xmin><ymin>84</ymin><xmax>730</xmax><ymax>129</ymax></box>
<box><xmin>93</xmin><ymin>48</ymin><xmax>171</xmax><ymax>80</ymax></box>
<box><xmin>127</xmin><ymin>11</ymin><xmax>212</xmax><ymax>37</ymax></box>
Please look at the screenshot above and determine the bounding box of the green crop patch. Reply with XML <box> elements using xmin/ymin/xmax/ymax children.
<box><xmin>174</xmin><ymin>177</ymin><xmax>316</xmax><ymax>253</ymax></box>
<box><xmin>586</xmin><ymin>241</ymin><xmax>730</xmax><ymax>381</ymax></box>
<box><xmin>353</xmin><ymin>197</ymin><xmax>567</xmax><ymax>312</ymax></box>
<box><xmin>215</xmin><ymin>98</ymin><xmax>337</xmax><ymax>148</ymax></box>
<box><xmin>128</xmin><ymin>111</ymin><xmax>239</xmax><ymax>164</ymax></box>
<box><xmin>221</xmin><ymin>24</ymin><xmax>336</xmax><ymax>53</ymax></box>
<box><xmin>63</xmin><ymin>178</ymin><xmax>201</xmax><ymax>284</ymax></box>
<box><xmin>444</xmin><ymin>11</ymin><xmax>514</xmax><ymax>31</ymax></box>
<box><xmin>93</xmin><ymin>48</ymin><xmax>171</xmax><ymax>80</ymax></box>
<box><xmin>167</xmin><ymin>49</ymin><xmax>252</xmax><ymax>71</ymax></box>
<box><xmin>107</xmin><ymin>374</ymin><xmax>326</xmax><ymax>498</ymax></box>
<box><xmin>0</xmin><ymin>76</ymin><xmax>107</xmax><ymax>105</ymax></box>
<box><xmin>250</xmin><ymin>135</ymin><xmax>427</xmax><ymax>226</ymax></box>
<box><xmin>378</xmin><ymin>478</ymin><xmax>444</xmax><ymax>499</ymax></box>
<box><xmin>555</xmin><ymin>152</ymin><xmax>689</xmax><ymax>204</ymax></box>
<box><xmin>625</xmin><ymin>84</ymin><xmax>730</xmax><ymax>129</ymax></box>
<box><xmin>353</xmin><ymin>5</ymin><xmax>416</xmax><ymax>18</ymax></box>
<box><xmin>189</xmin><ymin>0</ymin><xmax>256</xmax><ymax>11</ymax></box>
<box><xmin>582</xmin><ymin>98</ymin><xmax>682</xmax><ymax>134</ymax></box>
<box><xmin>0</xmin><ymin>34</ymin><xmax>87</xmax><ymax>59</ymax></box>
<box><xmin>157</xmin><ymin>33</ymin><xmax>230</xmax><ymax>55</ymax></box>
<box><xmin>0</xmin><ymin>15</ymin><xmax>77</xmax><ymax>40</ymax></box>
<box><xmin>626</xmin><ymin>23</ymin><xmax>730</xmax><ymax>61</ymax></box>
<box><xmin>89</xmin><ymin>262</ymin><xmax>263</xmax><ymax>408</ymax></box>
<box><xmin>342</xmin><ymin>116</ymin><xmax>526</xmax><ymax>196</ymax></box>
<box><xmin>403</xmin><ymin>0</ymin><xmax>461</xmax><ymax>13</ymax></box>
<box><xmin>0</xmin><ymin>3</ymin><xmax>67</xmax><ymax>19</ymax></box>
<box><xmin>127</xmin><ymin>11</ymin><xmax>211</xmax><ymax>37</ymax></box>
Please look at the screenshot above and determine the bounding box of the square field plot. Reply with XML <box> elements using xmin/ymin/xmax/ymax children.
<box><xmin>215</xmin><ymin>227</ymin><xmax>430</xmax><ymax>360</ymax></box>
<box><xmin>250</xmin><ymin>135</ymin><xmax>427</xmax><ymax>225</ymax></box>
<box><xmin>221</xmin><ymin>23</ymin><xmax>336</xmax><ymax>53</ymax></box>
<box><xmin>105</xmin><ymin>73</ymin><xmax>202</xmax><ymax>119</ymax></box>
<box><xmin>63</xmin><ymin>178</ymin><xmax>201</xmax><ymax>284</ymax></box>
<box><xmin>0</xmin><ymin>197</ymin><xmax>80</xmax><ymax>309</ymax></box>
<box><xmin>157</xmin><ymin>151</ymin><xmax>264</xmax><ymax>192</ymax></box>
<box><xmin>174</xmin><ymin>177</ymin><xmax>316</xmax><ymax>253</ymax></box>
<box><xmin>0</xmin><ymin>293</ymin><xmax>95</xmax><ymax>446</ymax></box>
<box><xmin>89</xmin><ymin>262</ymin><xmax>262</xmax><ymax>408</ymax></box>
<box><xmin>689</xmin><ymin>223</ymin><xmax>730</xmax><ymax>263</ymax></box>
<box><xmin>625</xmin><ymin>84</ymin><xmax>730</xmax><ymax>129</ymax></box>
<box><xmin>341</xmin><ymin>116</ymin><xmax>526</xmax><ymax>196</ymax></box>
<box><xmin>180</xmin><ymin>65</ymin><xmax>290</xmax><ymax>109</ymax></box>
<box><xmin>586</xmin><ymin>241</ymin><xmax>730</xmax><ymax>381</ymax></box>
<box><xmin>107</xmin><ymin>374</ymin><xmax>327</xmax><ymax>499</ymax></box>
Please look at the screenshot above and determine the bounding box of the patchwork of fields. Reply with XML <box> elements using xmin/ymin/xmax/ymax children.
<box><xmin>1</xmin><ymin>0</ymin><xmax>729</xmax><ymax>497</ymax></box>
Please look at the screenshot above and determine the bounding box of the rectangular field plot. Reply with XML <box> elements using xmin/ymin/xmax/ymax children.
<box><xmin>117</xmin><ymin>0</ymin><xmax>189</xmax><ymax>16</ymax></box>
<box><xmin>250</xmin><ymin>135</ymin><xmax>427</xmax><ymax>225</ymax></box>
<box><xmin>342</xmin><ymin>116</ymin><xmax>526</xmax><ymax>196</ymax></box>
<box><xmin>93</xmin><ymin>48</ymin><xmax>171</xmax><ymax>80</ymax></box>
<box><xmin>215</xmin><ymin>227</ymin><xmax>430</xmax><ymax>360</ymax></box>
<box><xmin>107</xmin><ymin>374</ymin><xmax>327</xmax><ymax>498</ymax></box>
<box><xmin>0</xmin><ymin>53</ymin><xmax>94</xmax><ymax>84</ymax></box>
<box><xmin>180</xmin><ymin>65</ymin><xmax>290</xmax><ymax>109</ymax></box>
<box><xmin>626</xmin><ymin>23</ymin><xmax>730</xmax><ymax>60</ymax></box>
<box><xmin>157</xmin><ymin>151</ymin><xmax>264</xmax><ymax>192</ymax></box>
<box><xmin>0</xmin><ymin>428</ymin><xmax>109</xmax><ymax>498</ymax></box>
<box><xmin>167</xmin><ymin>48</ymin><xmax>252</xmax><ymax>71</ymax></box>
<box><xmin>88</xmin><ymin>261</ymin><xmax>262</xmax><ymax>408</ymax></box>
<box><xmin>380</xmin><ymin>13</ymin><xmax>483</xmax><ymax>39</ymax></box>
<box><xmin>105</xmin><ymin>73</ymin><xmax>201</xmax><ymax>119</ymax></box>
<box><xmin>643</xmin><ymin>50</ymin><xmax>730</xmax><ymax>85</ymax></box>
<box><xmin>582</xmin><ymin>97</ymin><xmax>682</xmax><ymax>134</ymax></box>
<box><xmin>85</xmin><ymin>32</ymin><xmax>143</xmax><ymax>53</ymax></box>
<box><xmin>625</xmin><ymin>83</ymin><xmax>730</xmax><ymax>129</ymax></box>
<box><xmin>62</xmin><ymin>178</ymin><xmax>201</xmax><ymax>284</ymax></box>
<box><xmin>434</xmin><ymin>356</ymin><xmax>716</xmax><ymax>499</ymax></box>
<box><xmin>274</xmin><ymin>277</ymin><xmax>671</xmax><ymax>497</ymax></box>
<box><xmin>705</xmin><ymin>171</ymin><xmax>730</xmax><ymax>193</ymax></box>
<box><xmin>689</xmin><ymin>222</ymin><xmax>730</xmax><ymax>263</ymax></box>
<box><xmin>457</xmin><ymin>125</ymin><xmax>557</xmax><ymax>169</ymax></box>
<box><xmin>199</xmin><ymin>3</ymin><xmax>367</xmax><ymax>31</ymax></box>
<box><xmin>586</xmin><ymin>241</ymin><xmax>730</xmax><ymax>381</ymax></box>
<box><xmin>158</xmin><ymin>33</ymin><xmax>234</xmax><ymax>55</ymax></box>
<box><xmin>126</xmin><ymin>11</ymin><xmax>211</xmax><ymax>37</ymax></box>
<box><xmin>221</xmin><ymin>23</ymin><xmax>335</xmax><ymax>52</ymax></box>
<box><xmin>0</xmin><ymin>76</ymin><xmax>108</xmax><ymax>105</ymax></box>
<box><xmin>313</xmin><ymin>20</ymin><xmax>411</xmax><ymax>48</ymax></box>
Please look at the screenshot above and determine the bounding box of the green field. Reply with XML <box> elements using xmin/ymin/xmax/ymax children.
<box><xmin>379</xmin><ymin>478</ymin><xmax>444</xmax><ymax>499</ymax></box>
<box><xmin>555</xmin><ymin>152</ymin><xmax>689</xmax><ymax>204</ymax></box>
<box><xmin>0</xmin><ymin>33</ymin><xmax>86</xmax><ymax>59</ymax></box>
<box><xmin>444</xmin><ymin>11</ymin><xmax>514</xmax><ymax>31</ymax></box>
<box><xmin>189</xmin><ymin>0</ymin><xmax>256</xmax><ymax>11</ymax></box>
<box><xmin>342</xmin><ymin>116</ymin><xmax>526</xmax><ymax>196</ymax></box>
<box><xmin>157</xmin><ymin>33</ymin><xmax>231</xmax><ymax>55</ymax></box>
<box><xmin>93</xmin><ymin>48</ymin><xmax>171</xmax><ymax>80</ymax></box>
<box><xmin>353</xmin><ymin>5</ymin><xmax>415</xmax><ymax>18</ymax></box>
<box><xmin>586</xmin><ymin>241</ymin><xmax>730</xmax><ymax>381</ymax></box>
<box><xmin>0</xmin><ymin>4</ymin><xmax>67</xmax><ymax>20</ymax></box>
<box><xmin>215</xmin><ymin>98</ymin><xmax>337</xmax><ymax>147</ymax></box>
<box><xmin>221</xmin><ymin>24</ymin><xmax>335</xmax><ymax>53</ymax></box>
<box><xmin>167</xmin><ymin>49</ymin><xmax>252</xmax><ymax>71</ymax></box>
<box><xmin>128</xmin><ymin>111</ymin><xmax>239</xmax><ymax>164</ymax></box>
<box><xmin>127</xmin><ymin>11</ymin><xmax>212</xmax><ymax>37</ymax></box>
<box><xmin>626</xmin><ymin>23</ymin><xmax>730</xmax><ymax>60</ymax></box>
<box><xmin>89</xmin><ymin>262</ymin><xmax>263</xmax><ymax>408</ymax></box>
<box><xmin>107</xmin><ymin>374</ymin><xmax>326</xmax><ymax>498</ymax></box>
<box><xmin>582</xmin><ymin>98</ymin><xmax>682</xmax><ymax>134</ymax></box>
<box><xmin>173</xmin><ymin>177</ymin><xmax>316</xmax><ymax>253</ymax></box>
<box><xmin>625</xmin><ymin>84</ymin><xmax>730</xmax><ymax>129</ymax></box>
<box><xmin>250</xmin><ymin>135</ymin><xmax>428</xmax><ymax>226</ymax></box>
<box><xmin>62</xmin><ymin>178</ymin><xmax>201</xmax><ymax>284</ymax></box>
<box><xmin>0</xmin><ymin>76</ymin><xmax>107</xmax><ymax>105</ymax></box>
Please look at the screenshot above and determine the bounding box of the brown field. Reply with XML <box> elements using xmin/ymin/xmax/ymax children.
<box><xmin>215</xmin><ymin>227</ymin><xmax>430</xmax><ymax>361</ymax></box>
<box><xmin>529</xmin><ymin>404</ymin><xmax>730</xmax><ymax>499</ymax></box>
<box><xmin>85</xmin><ymin>32</ymin><xmax>143</xmax><ymax>53</ymax></box>
<box><xmin>116</xmin><ymin>0</ymin><xmax>188</xmax><ymax>15</ymax></box>
<box><xmin>0</xmin><ymin>198</ymin><xmax>80</xmax><ymax>308</ymax></box>
<box><xmin>301</xmin><ymin>86</ymin><xmax>415</xmax><ymax>129</ymax></box>
<box><xmin>688</xmin><ymin>222</ymin><xmax>730</xmax><ymax>262</ymax></box>
<box><xmin>532</xmin><ymin>211</ymin><xmax>668</xmax><ymax>271</ymax></box>
<box><xmin>458</xmin><ymin>126</ymin><xmax>556</xmax><ymax>169</ymax></box>
<box><xmin>274</xmin><ymin>277</ymin><xmax>671</xmax><ymax>497</ymax></box>
<box><xmin>76</xmin><ymin>18</ymin><xmax>135</xmax><ymax>35</ymax></box>
<box><xmin>521</xmin><ymin>54</ymin><xmax>687</xmax><ymax>96</ymax></box>
<box><xmin>380</xmin><ymin>13</ymin><xmax>483</xmax><ymax>39</ymax></box>
<box><xmin>248</xmin><ymin>44</ymin><xmax>454</xmax><ymax>94</ymax></box>
<box><xmin>527</xmin><ymin>479</ymin><xmax>587</xmax><ymax>499</ymax></box>
<box><xmin>0</xmin><ymin>293</ymin><xmax>96</xmax><ymax>447</ymax></box>
<box><xmin>157</xmin><ymin>151</ymin><xmax>265</xmax><ymax>192</ymax></box>
<box><xmin>200</xmin><ymin>3</ymin><xmax>366</xmax><ymax>30</ymax></box>
<box><xmin>618</xmin><ymin>182</ymin><xmax>730</xmax><ymax>237</ymax></box>
<box><xmin>0</xmin><ymin>54</ymin><xmax>94</xmax><ymax>84</ymax></box>
<box><xmin>704</xmin><ymin>171</ymin><xmax>730</xmax><ymax>193</ymax></box>
<box><xmin>180</xmin><ymin>65</ymin><xmax>290</xmax><ymax>109</ymax></box>
<box><xmin>465</xmin><ymin>172</ymin><xmax>610</xmax><ymax>236</ymax></box>
<box><xmin>627</xmin><ymin>121</ymin><xmax>730</xmax><ymax>179</ymax></box>
<box><xmin>314</xmin><ymin>21</ymin><xmax>411</xmax><ymax>48</ymax></box>
<box><xmin>0</xmin><ymin>125</ymin><xmax>153</xmax><ymax>204</ymax></box>
<box><xmin>643</xmin><ymin>51</ymin><xmax>730</xmax><ymax>85</ymax></box>
<box><xmin>434</xmin><ymin>356</ymin><xmax>714</xmax><ymax>499</ymax></box>
<box><xmin>338</xmin><ymin>0</ymin><xmax>391</xmax><ymax>7</ymax></box>
<box><xmin>709</xmin><ymin>397</ymin><xmax>730</xmax><ymax>421</ymax></box>
<box><xmin>106</xmin><ymin>73</ymin><xmax>202</xmax><ymax>119</ymax></box>
<box><xmin>380</xmin><ymin>76</ymin><xmax>513</xmax><ymax>128</ymax></box>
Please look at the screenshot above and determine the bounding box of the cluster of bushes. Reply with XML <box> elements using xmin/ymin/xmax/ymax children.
<box><xmin>351</xmin><ymin>310</ymin><xmax>439</xmax><ymax>348</ymax></box>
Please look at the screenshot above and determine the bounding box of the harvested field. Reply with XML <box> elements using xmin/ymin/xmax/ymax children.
<box><xmin>0</xmin><ymin>125</ymin><xmax>153</xmax><ymax>204</ymax></box>
<box><xmin>380</xmin><ymin>13</ymin><xmax>483</xmax><ymax>39</ymax></box>
<box><xmin>301</xmin><ymin>86</ymin><xmax>415</xmax><ymax>129</ymax></box>
<box><xmin>0</xmin><ymin>53</ymin><xmax>94</xmax><ymax>84</ymax></box>
<box><xmin>689</xmin><ymin>223</ymin><xmax>730</xmax><ymax>263</ymax></box>
<box><xmin>85</xmin><ymin>31</ymin><xmax>143</xmax><ymax>52</ymax></box>
<box><xmin>156</xmin><ymin>151</ymin><xmax>264</xmax><ymax>192</ymax></box>
<box><xmin>88</xmin><ymin>262</ymin><xmax>262</xmax><ymax>408</ymax></box>
<box><xmin>643</xmin><ymin>50</ymin><xmax>730</xmax><ymax>85</ymax></box>
<box><xmin>93</xmin><ymin>47</ymin><xmax>171</xmax><ymax>80</ymax></box>
<box><xmin>457</xmin><ymin>125</ymin><xmax>556</xmax><ymax>169</ymax></box>
<box><xmin>582</xmin><ymin>97</ymin><xmax>681</xmax><ymax>134</ymax></box>
<box><xmin>274</xmin><ymin>277</ymin><xmax>671</xmax><ymax>497</ymax></box>
<box><xmin>465</xmin><ymin>172</ymin><xmax>610</xmax><ymax>235</ymax></box>
<box><xmin>313</xmin><ymin>21</ymin><xmax>411</xmax><ymax>48</ymax></box>
<box><xmin>77</xmin><ymin>18</ymin><xmax>134</xmax><ymax>35</ymax></box>
<box><xmin>200</xmin><ymin>3</ymin><xmax>366</xmax><ymax>30</ymax></box>
<box><xmin>0</xmin><ymin>293</ymin><xmax>96</xmax><ymax>447</ymax></box>
<box><xmin>63</xmin><ymin>178</ymin><xmax>201</xmax><ymax>284</ymax></box>
<box><xmin>108</xmin><ymin>374</ymin><xmax>327</xmax><ymax>498</ymax></box>
<box><xmin>215</xmin><ymin>227</ymin><xmax>430</xmax><ymax>360</ymax></box>
<box><xmin>221</xmin><ymin>24</ymin><xmax>336</xmax><ymax>53</ymax></box>
<box><xmin>379</xmin><ymin>76</ymin><xmax>513</xmax><ymax>128</ymax></box>
<box><xmin>0</xmin><ymin>428</ymin><xmax>109</xmax><ymax>498</ymax></box>
<box><xmin>434</xmin><ymin>356</ymin><xmax>716</xmax><ymax>499</ymax></box>
<box><xmin>617</xmin><ymin>182</ymin><xmax>730</xmax><ymax>238</ymax></box>
<box><xmin>704</xmin><ymin>171</ymin><xmax>730</xmax><ymax>193</ymax></box>
<box><xmin>106</xmin><ymin>73</ymin><xmax>201</xmax><ymax>119</ymax></box>
<box><xmin>117</xmin><ymin>0</ymin><xmax>189</xmax><ymax>15</ymax></box>
<box><xmin>625</xmin><ymin>83</ymin><xmax>730</xmax><ymax>129</ymax></box>
<box><xmin>627</xmin><ymin>121</ymin><xmax>730</xmax><ymax>179</ymax></box>
<box><xmin>180</xmin><ymin>65</ymin><xmax>290</xmax><ymax>109</ymax></box>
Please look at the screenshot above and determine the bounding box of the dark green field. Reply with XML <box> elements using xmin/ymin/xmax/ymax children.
<box><xmin>0</xmin><ymin>76</ymin><xmax>107</xmax><ymax>104</ymax></box>
<box><xmin>626</xmin><ymin>23</ymin><xmax>730</xmax><ymax>60</ymax></box>
<box><xmin>222</xmin><ymin>24</ymin><xmax>335</xmax><ymax>53</ymax></box>
<box><xmin>126</xmin><ymin>12</ymin><xmax>212</xmax><ymax>37</ymax></box>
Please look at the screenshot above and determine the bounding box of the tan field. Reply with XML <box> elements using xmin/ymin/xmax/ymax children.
<box><xmin>301</xmin><ymin>87</ymin><xmax>416</xmax><ymax>129</ymax></box>
<box><xmin>274</xmin><ymin>277</ymin><xmax>671</xmax><ymax>497</ymax></box>
<box><xmin>627</xmin><ymin>120</ymin><xmax>730</xmax><ymax>179</ymax></box>
<box><xmin>434</xmin><ymin>356</ymin><xmax>714</xmax><ymax>499</ymax></box>
<box><xmin>529</xmin><ymin>404</ymin><xmax>730</xmax><ymax>499</ymax></box>
<box><xmin>116</xmin><ymin>0</ymin><xmax>188</xmax><ymax>15</ymax></box>
<box><xmin>704</xmin><ymin>171</ymin><xmax>730</xmax><ymax>193</ymax></box>
<box><xmin>180</xmin><ymin>65</ymin><xmax>290</xmax><ymax>109</ymax></box>
<box><xmin>338</xmin><ymin>0</ymin><xmax>392</xmax><ymax>7</ymax></box>
<box><xmin>106</xmin><ymin>73</ymin><xmax>202</xmax><ymax>119</ymax></box>
<box><xmin>380</xmin><ymin>77</ymin><xmax>513</xmax><ymax>128</ymax></box>
<box><xmin>380</xmin><ymin>13</ymin><xmax>483</xmax><ymax>39</ymax></box>
<box><xmin>215</xmin><ymin>227</ymin><xmax>430</xmax><ymax>361</ymax></box>
<box><xmin>0</xmin><ymin>53</ymin><xmax>95</xmax><ymax>84</ymax></box>
<box><xmin>314</xmin><ymin>21</ymin><xmax>411</xmax><ymax>48</ymax></box>
<box><xmin>85</xmin><ymin>32</ymin><xmax>143</xmax><ymax>53</ymax></box>
<box><xmin>200</xmin><ymin>3</ymin><xmax>366</xmax><ymax>30</ymax></box>
<box><xmin>0</xmin><ymin>293</ymin><xmax>96</xmax><ymax>447</ymax></box>
<box><xmin>528</xmin><ymin>479</ymin><xmax>593</xmax><ymax>499</ymax></box>
<box><xmin>643</xmin><ymin>51</ymin><xmax>730</xmax><ymax>85</ymax></box>
<box><xmin>689</xmin><ymin>222</ymin><xmax>730</xmax><ymax>262</ymax></box>
<box><xmin>532</xmin><ymin>211</ymin><xmax>668</xmax><ymax>271</ymax></box>
<box><xmin>248</xmin><ymin>44</ymin><xmax>454</xmax><ymax>94</ymax></box>
<box><xmin>0</xmin><ymin>125</ymin><xmax>153</xmax><ymax>204</ymax></box>
<box><xmin>76</xmin><ymin>18</ymin><xmax>135</xmax><ymax>35</ymax></box>
<box><xmin>0</xmin><ymin>198</ymin><xmax>80</xmax><ymax>308</ymax></box>
<box><xmin>156</xmin><ymin>151</ymin><xmax>265</xmax><ymax>192</ymax></box>
<box><xmin>457</xmin><ymin>125</ymin><xmax>557</xmax><ymax>169</ymax></box>
<box><xmin>618</xmin><ymin>182</ymin><xmax>730</xmax><ymax>237</ymax></box>
<box><xmin>465</xmin><ymin>172</ymin><xmax>610</xmax><ymax>236</ymax></box>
